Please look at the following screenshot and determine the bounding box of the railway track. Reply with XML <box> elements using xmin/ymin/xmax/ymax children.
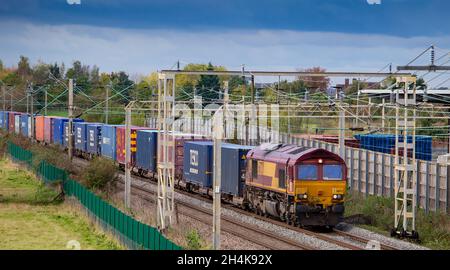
<box><xmin>73</xmin><ymin>156</ymin><xmax>398</xmax><ymax>250</ymax></box>
<box><xmin>331</xmin><ymin>229</ymin><xmax>398</xmax><ymax>250</ymax></box>
<box><xmin>116</xmin><ymin>180</ymin><xmax>314</xmax><ymax>250</ymax></box>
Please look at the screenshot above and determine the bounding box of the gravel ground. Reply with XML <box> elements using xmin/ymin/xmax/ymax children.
<box><xmin>112</xmin><ymin>169</ymin><xmax>430</xmax><ymax>250</ymax></box>
<box><xmin>336</xmin><ymin>223</ymin><xmax>429</xmax><ymax>250</ymax></box>
<box><xmin>113</xmin><ymin>181</ymin><xmax>266</xmax><ymax>250</ymax></box>
<box><xmin>133</xmin><ymin>178</ymin><xmax>346</xmax><ymax>250</ymax></box>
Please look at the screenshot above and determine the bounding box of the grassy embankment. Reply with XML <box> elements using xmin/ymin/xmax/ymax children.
<box><xmin>344</xmin><ymin>191</ymin><xmax>450</xmax><ymax>250</ymax></box>
<box><xmin>0</xmin><ymin>158</ymin><xmax>122</xmax><ymax>250</ymax></box>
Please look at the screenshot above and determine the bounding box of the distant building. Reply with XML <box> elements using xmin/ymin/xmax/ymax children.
<box><xmin>335</xmin><ymin>78</ymin><xmax>380</xmax><ymax>94</ymax></box>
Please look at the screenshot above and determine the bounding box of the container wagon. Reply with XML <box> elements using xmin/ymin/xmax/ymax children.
<box><xmin>158</xmin><ymin>132</ymin><xmax>208</xmax><ymax>183</ymax></box>
<box><xmin>183</xmin><ymin>141</ymin><xmax>213</xmax><ymax>194</ymax></box>
<box><xmin>19</xmin><ymin>114</ymin><xmax>30</xmax><ymax>137</ymax></box>
<box><xmin>74</xmin><ymin>122</ymin><xmax>89</xmax><ymax>154</ymax></box>
<box><xmin>8</xmin><ymin>112</ymin><xmax>18</xmax><ymax>133</ymax></box>
<box><xmin>356</xmin><ymin>134</ymin><xmax>432</xmax><ymax>161</ymax></box>
<box><xmin>101</xmin><ymin>124</ymin><xmax>122</xmax><ymax>160</ymax></box>
<box><xmin>43</xmin><ymin>116</ymin><xmax>53</xmax><ymax>144</ymax></box>
<box><xmin>116</xmin><ymin>126</ymin><xmax>152</xmax><ymax>166</ymax></box>
<box><xmin>62</xmin><ymin>119</ymin><xmax>85</xmax><ymax>148</ymax></box>
<box><xmin>221</xmin><ymin>143</ymin><xmax>254</xmax><ymax>203</ymax></box>
<box><xmin>14</xmin><ymin>114</ymin><xmax>21</xmax><ymax>134</ymax></box>
<box><xmin>135</xmin><ymin>129</ymin><xmax>158</xmax><ymax>175</ymax></box>
<box><xmin>0</xmin><ymin>111</ymin><xmax>8</xmax><ymax>130</ymax></box>
<box><xmin>86</xmin><ymin>123</ymin><xmax>103</xmax><ymax>156</ymax></box>
<box><xmin>53</xmin><ymin>117</ymin><xmax>68</xmax><ymax>146</ymax></box>
<box><xmin>35</xmin><ymin>116</ymin><xmax>45</xmax><ymax>142</ymax></box>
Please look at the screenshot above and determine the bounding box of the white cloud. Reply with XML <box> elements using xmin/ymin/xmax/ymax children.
<box><xmin>0</xmin><ymin>20</ymin><xmax>449</xmax><ymax>85</ymax></box>
<box><xmin>367</xmin><ymin>0</ymin><xmax>382</xmax><ymax>5</ymax></box>
<box><xmin>67</xmin><ymin>0</ymin><xmax>81</xmax><ymax>5</ymax></box>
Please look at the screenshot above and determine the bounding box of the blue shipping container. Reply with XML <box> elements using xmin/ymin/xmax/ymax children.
<box><xmin>355</xmin><ymin>134</ymin><xmax>432</xmax><ymax>161</ymax></box>
<box><xmin>87</xmin><ymin>124</ymin><xmax>103</xmax><ymax>155</ymax></box>
<box><xmin>136</xmin><ymin>130</ymin><xmax>158</xmax><ymax>172</ymax></box>
<box><xmin>0</xmin><ymin>111</ymin><xmax>6</xmax><ymax>129</ymax></box>
<box><xmin>62</xmin><ymin>119</ymin><xmax>85</xmax><ymax>148</ymax></box>
<box><xmin>53</xmin><ymin>118</ymin><xmax>68</xmax><ymax>145</ymax></box>
<box><xmin>183</xmin><ymin>141</ymin><xmax>213</xmax><ymax>188</ymax></box>
<box><xmin>101</xmin><ymin>125</ymin><xmax>122</xmax><ymax>160</ymax></box>
<box><xmin>20</xmin><ymin>114</ymin><xmax>30</xmax><ymax>137</ymax></box>
<box><xmin>221</xmin><ymin>143</ymin><xmax>254</xmax><ymax>197</ymax></box>
<box><xmin>74</xmin><ymin>122</ymin><xmax>89</xmax><ymax>152</ymax></box>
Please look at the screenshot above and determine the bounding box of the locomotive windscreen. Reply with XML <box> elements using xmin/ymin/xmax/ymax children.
<box><xmin>323</xmin><ymin>165</ymin><xmax>343</xmax><ymax>180</ymax></box>
<box><xmin>298</xmin><ymin>165</ymin><xmax>318</xmax><ymax>180</ymax></box>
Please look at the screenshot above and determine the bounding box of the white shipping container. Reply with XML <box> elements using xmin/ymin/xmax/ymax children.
<box><xmin>28</xmin><ymin>117</ymin><xmax>32</xmax><ymax>137</ymax></box>
<box><xmin>14</xmin><ymin>115</ymin><xmax>21</xmax><ymax>134</ymax></box>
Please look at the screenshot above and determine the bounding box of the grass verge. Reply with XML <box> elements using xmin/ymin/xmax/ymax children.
<box><xmin>345</xmin><ymin>191</ymin><xmax>450</xmax><ymax>250</ymax></box>
<box><xmin>0</xmin><ymin>158</ymin><xmax>122</xmax><ymax>250</ymax></box>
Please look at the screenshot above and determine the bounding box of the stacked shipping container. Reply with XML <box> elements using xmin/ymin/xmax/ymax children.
<box><xmin>355</xmin><ymin>134</ymin><xmax>432</xmax><ymax>161</ymax></box>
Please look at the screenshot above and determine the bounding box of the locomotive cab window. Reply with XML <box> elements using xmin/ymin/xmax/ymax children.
<box><xmin>252</xmin><ymin>159</ymin><xmax>258</xmax><ymax>179</ymax></box>
<box><xmin>323</xmin><ymin>164</ymin><xmax>343</xmax><ymax>180</ymax></box>
<box><xmin>298</xmin><ymin>165</ymin><xmax>318</xmax><ymax>180</ymax></box>
<box><xmin>278</xmin><ymin>169</ymin><xmax>286</xmax><ymax>188</ymax></box>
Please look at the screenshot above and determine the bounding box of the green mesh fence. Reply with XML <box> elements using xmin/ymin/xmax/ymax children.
<box><xmin>6</xmin><ymin>141</ymin><xmax>182</xmax><ymax>250</ymax></box>
<box><xmin>7</xmin><ymin>142</ymin><xmax>33</xmax><ymax>167</ymax></box>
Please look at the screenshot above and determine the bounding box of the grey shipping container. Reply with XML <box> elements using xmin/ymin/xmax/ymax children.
<box><xmin>136</xmin><ymin>130</ymin><xmax>158</xmax><ymax>173</ymax></box>
<box><xmin>74</xmin><ymin>122</ymin><xmax>88</xmax><ymax>152</ymax></box>
<box><xmin>87</xmin><ymin>124</ymin><xmax>103</xmax><ymax>155</ymax></box>
<box><xmin>221</xmin><ymin>143</ymin><xmax>254</xmax><ymax>197</ymax></box>
<box><xmin>183</xmin><ymin>141</ymin><xmax>213</xmax><ymax>188</ymax></box>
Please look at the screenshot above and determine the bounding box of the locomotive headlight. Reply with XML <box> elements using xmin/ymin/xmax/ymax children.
<box><xmin>297</xmin><ymin>193</ymin><xmax>308</xmax><ymax>200</ymax></box>
<box><xmin>332</xmin><ymin>194</ymin><xmax>343</xmax><ymax>200</ymax></box>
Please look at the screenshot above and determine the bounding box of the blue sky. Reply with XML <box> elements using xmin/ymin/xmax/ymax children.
<box><xmin>1</xmin><ymin>0</ymin><xmax>449</xmax><ymax>86</ymax></box>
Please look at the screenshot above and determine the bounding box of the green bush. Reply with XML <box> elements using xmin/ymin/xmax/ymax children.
<box><xmin>345</xmin><ymin>190</ymin><xmax>450</xmax><ymax>249</ymax></box>
<box><xmin>186</xmin><ymin>229</ymin><xmax>203</xmax><ymax>250</ymax></box>
<box><xmin>30</xmin><ymin>144</ymin><xmax>76</xmax><ymax>175</ymax></box>
<box><xmin>82</xmin><ymin>157</ymin><xmax>119</xmax><ymax>191</ymax></box>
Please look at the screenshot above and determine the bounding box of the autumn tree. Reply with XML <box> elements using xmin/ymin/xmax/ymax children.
<box><xmin>17</xmin><ymin>55</ymin><xmax>32</xmax><ymax>80</ymax></box>
<box><xmin>298</xmin><ymin>67</ymin><xmax>330</xmax><ymax>93</ymax></box>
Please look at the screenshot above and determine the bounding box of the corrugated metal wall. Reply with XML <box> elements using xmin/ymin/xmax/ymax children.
<box><xmin>279</xmin><ymin>133</ymin><xmax>450</xmax><ymax>214</ymax></box>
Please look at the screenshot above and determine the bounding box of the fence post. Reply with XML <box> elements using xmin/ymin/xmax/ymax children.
<box><xmin>389</xmin><ymin>155</ymin><xmax>394</xmax><ymax>197</ymax></box>
<box><xmin>436</xmin><ymin>164</ymin><xmax>440</xmax><ymax>212</ymax></box>
<box><xmin>416</xmin><ymin>161</ymin><xmax>421</xmax><ymax>208</ymax></box>
<box><xmin>381</xmin><ymin>154</ymin><xmax>385</xmax><ymax>196</ymax></box>
<box><xmin>365</xmin><ymin>151</ymin><xmax>369</xmax><ymax>197</ymax></box>
<box><xmin>373</xmin><ymin>152</ymin><xmax>378</xmax><ymax>195</ymax></box>
<box><xmin>358</xmin><ymin>149</ymin><xmax>362</xmax><ymax>194</ymax></box>
<box><xmin>447</xmin><ymin>165</ymin><xmax>450</xmax><ymax>214</ymax></box>
<box><xmin>349</xmin><ymin>149</ymin><xmax>354</xmax><ymax>190</ymax></box>
<box><xmin>425</xmin><ymin>162</ymin><xmax>430</xmax><ymax>213</ymax></box>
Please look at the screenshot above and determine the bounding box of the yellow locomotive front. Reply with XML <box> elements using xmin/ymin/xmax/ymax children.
<box><xmin>245</xmin><ymin>144</ymin><xmax>347</xmax><ymax>227</ymax></box>
<box><xmin>294</xmin><ymin>157</ymin><xmax>347</xmax><ymax>227</ymax></box>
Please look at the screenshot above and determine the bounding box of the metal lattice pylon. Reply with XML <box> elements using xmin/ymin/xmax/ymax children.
<box><xmin>156</xmin><ymin>73</ymin><xmax>175</xmax><ymax>230</ymax></box>
<box><xmin>393</xmin><ymin>76</ymin><xmax>419</xmax><ymax>239</ymax></box>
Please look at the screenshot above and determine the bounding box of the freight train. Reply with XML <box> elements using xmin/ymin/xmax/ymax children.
<box><xmin>0</xmin><ymin>111</ymin><xmax>347</xmax><ymax>227</ymax></box>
